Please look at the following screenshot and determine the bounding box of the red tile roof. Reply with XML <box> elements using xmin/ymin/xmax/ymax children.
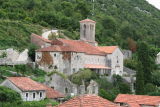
<box><xmin>114</xmin><ymin>94</ymin><xmax>160</xmax><ymax>107</ymax></box>
<box><xmin>85</xmin><ymin>64</ymin><xmax>111</xmax><ymax>69</ymax></box>
<box><xmin>37</xmin><ymin>39</ymin><xmax>105</xmax><ymax>56</ymax></box>
<box><xmin>79</xmin><ymin>19</ymin><xmax>96</xmax><ymax>23</ymax></box>
<box><xmin>41</xmin><ymin>84</ymin><xmax>65</xmax><ymax>99</ymax></box>
<box><xmin>31</xmin><ymin>33</ymin><xmax>52</xmax><ymax>43</ymax></box>
<box><xmin>97</xmin><ymin>46</ymin><xmax>118</xmax><ymax>54</ymax></box>
<box><xmin>8</xmin><ymin>77</ymin><xmax>46</xmax><ymax>91</ymax></box>
<box><xmin>57</xmin><ymin>94</ymin><xmax>120</xmax><ymax>107</ymax></box>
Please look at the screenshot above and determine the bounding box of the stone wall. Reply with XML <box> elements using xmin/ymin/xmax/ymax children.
<box><xmin>45</xmin><ymin>74</ymin><xmax>99</xmax><ymax>96</ymax></box>
<box><xmin>0</xmin><ymin>48</ymin><xmax>29</xmax><ymax>65</ymax></box>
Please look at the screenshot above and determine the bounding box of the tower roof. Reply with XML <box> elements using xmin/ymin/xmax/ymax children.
<box><xmin>79</xmin><ymin>19</ymin><xmax>96</xmax><ymax>23</ymax></box>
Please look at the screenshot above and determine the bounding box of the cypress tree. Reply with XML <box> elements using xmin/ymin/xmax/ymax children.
<box><xmin>137</xmin><ymin>41</ymin><xmax>154</xmax><ymax>84</ymax></box>
<box><xmin>136</xmin><ymin>61</ymin><xmax>145</xmax><ymax>94</ymax></box>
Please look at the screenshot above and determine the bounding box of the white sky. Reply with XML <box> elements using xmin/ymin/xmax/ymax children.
<box><xmin>146</xmin><ymin>0</ymin><xmax>160</xmax><ymax>10</ymax></box>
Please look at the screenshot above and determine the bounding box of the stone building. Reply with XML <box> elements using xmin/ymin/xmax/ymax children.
<box><xmin>35</xmin><ymin>19</ymin><xmax>124</xmax><ymax>77</ymax></box>
<box><xmin>45</xmin><ymin>74</ymin><xmax>98</xmax><ymax>96</ymax></box>
<box><xmin>1</xmin><ymin>77</ymin><xmax>64</xmax><ymax>101</ymax></box>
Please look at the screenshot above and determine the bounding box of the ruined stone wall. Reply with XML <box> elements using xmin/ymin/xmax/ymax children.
<box><xmin>46</xmin><ymin>74</ymin><xmax>99</xmax><ymax>96</ymax></box>
<box><xmin>46</xmin><ymin>74</ymin><xmax>78</xmax><ymax>95</ymax></box>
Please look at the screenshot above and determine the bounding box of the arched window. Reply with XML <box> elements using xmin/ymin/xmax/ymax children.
<box><xmin>65</xmin><ymin>88</ymin><xmax>68</xmax><ymax>93</ymax></box>
<box><xmin>83</xmin><ymin>24</ymin><xmax>86</xmax><ymax>38</ymax></box>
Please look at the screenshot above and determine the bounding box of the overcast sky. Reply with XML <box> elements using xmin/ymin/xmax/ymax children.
<box><xmin>146</xmin><ymin>0</ymin><xmax>160</xmax><ymax>10</ymax></box>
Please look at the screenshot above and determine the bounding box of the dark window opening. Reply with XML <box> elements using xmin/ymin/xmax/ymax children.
<box><xmin>51</xmin><ymin>86</ymin><xmax>54</xmax><ymax>89</ymax></box>
<box><xmin>48</xmin><ymin>65</ymin><xmax>53</xmax><ymax>69</ymax></box>
<box><xmin>54</xmin><ymin>66</ymin><xmax>58</xmax><ymax>69</ymax></box>
<box><xmin>26</xmin><ymin>93</ymin><xmax>28</xmax><ymax>98</ymax></box>
<box><xmin>40</xmin><ymin>92</ymin><xmax>42</xmax><ymax>98</ymax></box>
<box><xmin>83</xmin><ymin>24</ymin><xmax>86</xmax><ymax>38</ymax></box>
<box><xmin>65</xmin><ymin>88</ymin><xmax>68</xmax><ymax>93</ymax></box>
<box><xmin>73</xmin><ymin>68</ymin><xmax>75</xmax><ymax>72</ymax></box>
<box><xmin>54</xmin><ymin>54</ymin><xmax>56</xmax><ymax>57</ymax></box>
<box><xmin>33</xmin><ymin>93</ymin><xmax>35</xmax><ymax>99</ymax></box>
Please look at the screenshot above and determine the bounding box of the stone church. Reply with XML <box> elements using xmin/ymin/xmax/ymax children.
<box><xmin>34</xmin><ymin>19</ymin><xmax>124</xmax><ymax>77</ymax></box>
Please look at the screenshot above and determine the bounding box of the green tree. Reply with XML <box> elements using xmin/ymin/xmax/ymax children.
<box><xmin>28</xmin><ymin>44</ymin><xmax>38</xmax><ymax>61</ymax></box>
<box><xmin>0</xmin><ymin>86</ymin><xmax>21</xmax><ymax>103</ymax></box>
<box><xmin>70</xmin><ymin>69</ymin><xmax>92</xmax><ymax>85</ymax></box>
<box><xmin>144</xmin><ymin>83</ymin><xmax>157</xmax><ymax>94</ymax></box>
<box><xmin>136</xmin><ymin>62</ymin><xmax>145</xmax><ymax>95</ymax></box>
<box><xmin>137</xmin><ymin>41</ymin><xmax>155</xmax><ymax>84</ymax></box>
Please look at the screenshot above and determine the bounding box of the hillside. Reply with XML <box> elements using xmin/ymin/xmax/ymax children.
<box><xmin>0</xmin><ymin>0</ymin><xmax>160</xmax><ymax>49</ymax></box>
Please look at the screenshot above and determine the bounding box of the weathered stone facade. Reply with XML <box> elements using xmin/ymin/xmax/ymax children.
<box><xmin>45</xmin><ymin>74</ymin><xmax>98</xmax><ymax>96</ymax></box>
<box><xmin>0</xmin><ymin>48</ymin><xmax>29</xmax><ymax>65</ymax></box>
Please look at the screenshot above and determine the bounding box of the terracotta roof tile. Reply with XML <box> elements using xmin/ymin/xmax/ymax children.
<box><xmin>8</xmin><ymin>77</ymin><xmax>46</xmax><ymax>91</ymax></box>
<box><xmin>114</xmin><ymin>94</ymin><xmax>160</xmax><ymax>107</ymax></box>
<box><xmin>97</xmin><ymin>46</ymin><xmax>118</xmax><ymax>54</ymax></box>
<box><xmin>37</xmin><ymin>39</ymin><xmax>105</xmax><ymax>56</ymax></box>
<box><xmin>56</xmin><ymin>94</ymin><xmax>120</xmax><ymax>107</ymax></box>
<box><xmin>84</xmin><ymin>64</ymin><xmax>111</xmax><ymax>69</ymax></box>
<box><xmin>79</xmin><ymin>19</ymin><xmax>96</xmax><ymax>23</ymax></box>
<box><xmin>41</xmin><ymin>84</ymin><xmax>65</xmax><ymax>99</ymax></box>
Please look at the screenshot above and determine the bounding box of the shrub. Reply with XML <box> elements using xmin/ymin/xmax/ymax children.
<box><xmin>0</xmin><ymin>86</ymin><xmax>22</xmax><ymax>103</ymax></box>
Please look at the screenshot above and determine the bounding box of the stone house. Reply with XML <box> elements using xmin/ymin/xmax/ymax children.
<box><xmin>35</xmin><ymin>19</ymin><xmax>124</xmax><ymax>77</ymax></box>
<box><xmin>114</xmin><ymin>94</ymin><xmax>160</xmax><ymax>107</ymax></box>
<box><xmin>1</xmin><ymin>77</ymin><xmax>64</xmax><ymax>101</ymax></box>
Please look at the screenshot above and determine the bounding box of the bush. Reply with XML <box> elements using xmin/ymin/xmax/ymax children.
<box><xmin>28</xmin><ymin>44</ymin><xmax>38</xmax><ymax>61</ymax></box>
<box><xmin>0</xmin><ymin>86</ymin><xmax>22</xmax><ymax>103</ymax></box>
<box><xmin>0</xmin><ymin>99</ymin><xmax>58</xmax><ymax>107</ymax></box>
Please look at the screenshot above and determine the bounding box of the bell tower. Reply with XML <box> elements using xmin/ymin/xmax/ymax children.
<box><xmin>80</xmin><ymin>19</ymin><xmax>97</xmax><ymax>46</ymax></box>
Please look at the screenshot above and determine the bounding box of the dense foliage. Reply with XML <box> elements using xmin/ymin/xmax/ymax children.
<box><xmin>0</xmin><ymin>86</ymin><xmax>22</xmax><ymax>103</ymax></box>
<box><xmin>0</xmin><ymin>0</ymin><xmax>160</xmax><ymax>49</ymax></box>
<box><xmin>0</xmin><ymin>65</ymin><xmax>46</xmax><ymax>83</ymax></box>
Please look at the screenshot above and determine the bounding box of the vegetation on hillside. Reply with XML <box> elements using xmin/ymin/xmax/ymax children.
<box><xmin>0</xmin><ymin>0</ymin><xmax>160</xmax><ymax>49</ymax></box>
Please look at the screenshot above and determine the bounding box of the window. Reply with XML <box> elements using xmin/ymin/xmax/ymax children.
<box><xmin>73</xmin><ymin>68</ymin><xmax>75</xmax><ymax>72</ymax></box>
<box><xmin>26</xmin><ymin>93</ymin><xmax>28</xmax><ymax>98</ymax></box>
<box><xmin>65</xmin><ymin>88</ymin><xmax>68</xmax><ymax>93</ymax></box>
<box><xmin>83</xmin><ymin>24</ymin><xmax>86</xmax><ymax>38</ymax></box>
<box><xmin>54</xmin><ymin>54</ymin><xmax>56</xmax><ymax>57</ymax></box>
<box><xmin>37</xmin><ymin>55</ymin><xmax>41</xmax><ymax>59</ymax></box>
<box><xmin>40</xmin><ymin>92</ymin><xmax>42</xmax><ymax>98</ymax></box>
<box><xmin>33</xmin><ymin>93</ymin><xmax>35</xmax><ymax>99</ymax></box>
<box><xmin>51</xmin><ymin>86</ymin><xmax>54</xmax><ymax>89</ymax></box>
<box><xmin>54</xmin><ymin>66</ymin><xmax>58</xmax><ymax>69</ymax></box>
<box><xmin>48</xmin><ymin>65</ymin><xmax>53</xmax><ymax>69</ymax></box>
